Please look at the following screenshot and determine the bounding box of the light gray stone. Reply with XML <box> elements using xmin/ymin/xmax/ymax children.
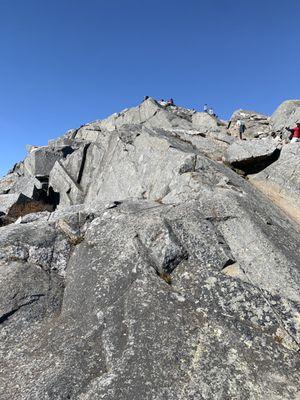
<box><xmin>271</xmin><ymin>99</ymin><xmax>300</xmax><ymax>132</ymax></box>
<box><xmin>9</xmin><ymin>176</ymin><xmax>44</xmax><ymax>199</ymax></box>
<box><xmin>24</xmin><ymin>146</ymin><xmax>74</xmax><ymax>177</ymax></box>
<box><xmin>1</xmin><ymin>98</ymin><xmax>300</xmax><ymax>399</ymax></box>
<box><xmin>250</xmin><ymin>142</ymin><xmax>300</xmax><ymax>223</ymax></box>
<box><xmin>0</xmin><ymin>173</ymin><xmax>19</xmax><ymax>194</ymax></box>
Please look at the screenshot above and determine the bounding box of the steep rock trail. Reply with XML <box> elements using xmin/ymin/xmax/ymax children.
<box><xmin>0</xmin><ymin>98</ymin><xmax>300</xmax><ymax>399</ymax></box>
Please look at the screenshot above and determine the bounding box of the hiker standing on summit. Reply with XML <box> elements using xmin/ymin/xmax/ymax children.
<box><xmin>286</xmin><ymin>123</ymin><xmax>300</xmax><ymax>143</ymax></box>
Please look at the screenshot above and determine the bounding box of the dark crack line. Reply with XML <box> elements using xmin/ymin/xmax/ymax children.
<box><xmin>77</xmin><ymin>143</ymin><xmax>91</xmax><ymax>184</ymax></box>
<box><xmin>0</xmin><ymin>294</ymin><xmax>45</xmax><ymax>325</ymax></box>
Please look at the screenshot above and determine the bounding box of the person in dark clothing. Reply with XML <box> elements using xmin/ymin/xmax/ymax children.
<box><xmin>236</xmin><ymin>119</ymin><xmax>246</xmax><ymax>140</ymax></box>
<box><xmin>166</xmin><ymin>98</ymin><xmax>174</xmax><ymax>106</ymax></box>
<box><xmin>286</xmin><ymin>123</ymin><xmax>300</xmax><ymax>143</ymax></box>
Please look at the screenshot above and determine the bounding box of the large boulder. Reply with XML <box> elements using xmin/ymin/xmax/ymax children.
<box><xmin>49</xmin><ymin>142</ymin><xmax>100</xmax><ymax>206</ymax></box>
<box><xmin>24</xmin><ymin>145</ymin><xmax>74</xmax><ymax>177</ymax></box>
<box><xmin>192</xmin><ymin>111</ymin><xmax>220</xmax><ymax>132</ymax></box>
<box><xmin>9</xmin><ymin>176</ymin><xmax>45</xmax><ymax>200</ymax></box>
<box><xmin>224</xmin><ymin>138</ymin><xmax>280</xmax><ymax>174</ymax></box>
<box><xmin>271</xmin><ymin>100</ymin><xmax>300</xmax><ymax>132</ymax></box>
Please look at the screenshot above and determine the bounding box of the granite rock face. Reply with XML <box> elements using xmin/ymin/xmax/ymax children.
<box><xmin>250</xmin><ymin>142</ymin><xmax>300</xmax><ymax>222</ymax></box>
<box><xmin>24</xmin><ymin>146</ymin><xmax>74</xmax><ymax>177</ymax></box>
<box><xmin>271</xmin><ymin>100</ymin><xmax>300</xmax><ymax>132</ymax></box>
<box><xmin>0</xmin><ymin>98</ymin><xmax>300</xmax><ymax>399</ymax></box>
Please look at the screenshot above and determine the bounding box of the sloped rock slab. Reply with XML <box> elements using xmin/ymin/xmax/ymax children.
<box><xmin>271</xmin><ymin>99</ymin><xmax>300</xmax><ymax>132</ymax></box>
<box><xmin>0</xmin><ymin>201</ymin><xmax>299</xmax><ymax>399</ymax></box>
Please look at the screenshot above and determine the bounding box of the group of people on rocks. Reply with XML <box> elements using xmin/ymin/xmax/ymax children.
<box><xmin>143</xmin><ymin>96</ymin><xmax>300</xmax><ymax>144</ymax></box>
<box><xmin>203</xmin><ymin>104</ymin><xmax>217</xmax><ymax>118</ymax></box>
<box><xmin>158</xmin><ymin>98</ymin><xmax>174</xmax><ymax>107</ymax></box>
<box><xmin>143</xmin><ymin>96</ymin><xmax>174</xmax><ymax>107</ymax></box>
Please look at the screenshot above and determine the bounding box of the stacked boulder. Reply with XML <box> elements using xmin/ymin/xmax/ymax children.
<box><xmin>0</xmin><ymin>139</ymin><xmax>80</xmax><ymax>225</ymax></box>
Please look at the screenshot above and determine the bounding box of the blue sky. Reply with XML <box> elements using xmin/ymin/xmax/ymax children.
<box><xmin>0</xmin><ymin>0</ymin><xmax>299</xmax><ymax>176</ymax></box>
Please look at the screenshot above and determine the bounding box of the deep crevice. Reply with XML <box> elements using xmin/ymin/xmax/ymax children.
<box><xmin>77</xmin><ymin>143</ymin><xmax>91</xmax><ymax>184</ymax></box>
<box><xmin>221</xmin><ymin>258</ymin><xmax>236</xmax><ymax>270</ymax></box>
<box><xmin>231</xmin><ymin>148</ymin><xmax>281</xmax><ymax>175</ymax></box>
<box><xmin>48</xmin><ymin>187</ymin><xmax>60</xmax><ymax>209</ymax></box>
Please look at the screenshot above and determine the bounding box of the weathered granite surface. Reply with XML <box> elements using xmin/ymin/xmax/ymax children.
<box><xmin>0</xmin><ymin>98</ymin><xmax>300</xmax><ymax>399</ymax></box>
<box><xmin>271</xmin><ymin>100</ymin><xmax>300</xmax><ymax>132</ymax></box>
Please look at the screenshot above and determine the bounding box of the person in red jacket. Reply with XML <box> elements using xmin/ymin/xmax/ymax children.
<box><xmin>286</xmin><ymin>122</ymin><xmax>300</xmax><ymax>143</ymax></box>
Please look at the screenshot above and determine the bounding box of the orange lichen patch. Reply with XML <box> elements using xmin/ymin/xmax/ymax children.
<box><xmin>1</xmin><ymin>201</ymin><xmax>54</xmax><ymax>226</ymax></box>
<box><xmin>9</xmin><ymin>201</ymin><xmax>54</xmax><ymax>219</ymax></box>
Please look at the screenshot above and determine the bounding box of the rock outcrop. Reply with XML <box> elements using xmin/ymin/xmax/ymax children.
<box><xmin>228</xmin><ymin>109</ymin><xmax>271</xmax><ymax>139</ymax></box>
<box><xmin>0</xmin><ymin>98</ymin><xmax>300</xmax><ymax>400</ymax></box>
<box><xmin>271</xmin><ymin>99</ymin><xmax>300</xmax><ymax>132</ymax></box>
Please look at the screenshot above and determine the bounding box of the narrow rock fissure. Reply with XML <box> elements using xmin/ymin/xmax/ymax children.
<box><xmin>77</xmin><ymin>143</ymin><xmax>91</xmax><ymax>184</ymax></box>
<box><xmin>0</xmin><ymin>294</ymin><xmax>45</xmax><ymax>325</ymax></box>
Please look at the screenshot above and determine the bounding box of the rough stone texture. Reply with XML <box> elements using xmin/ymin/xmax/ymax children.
<box><xmin>228</xmin><ymin>109</ymin><xmax>271</xmax><ymax>139</ymax></box>
<box><xmin>271</xmin><ymin>99</ymin><xmax>300</xmax><ymax>132</ymax></box>
<box><xmin>24</xmin><ymin>146</ymin><xmax>74</xmax><ymax>177</ymax></box>
<box><xmin>0</xmin><ymin>172</ymin><xmax>20</xmax><ymax>194</ymax></box>
<box><xmin>192</xmin><ymin>112</ymin><xmax>220</xmax><ymax>132</ymax></box>
<box><xmin>9</xmin><ymin>176</ymin><xmax>44</xmax><ymax>199</ymax></box>
<box><xmin>1</xmin><ymin>98</ymin><xmax>300</xmax><ymax>399</ymax></box>
<box><xmin>250</xmin><ymin>142</ymin><xmax>300</xmax><ymax>222</ymax></box>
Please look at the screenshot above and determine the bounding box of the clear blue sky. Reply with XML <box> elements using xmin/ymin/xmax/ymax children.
<box><xmin>0</xmin><ymin>0</ymin><xmax>299</xmax><ymax>176</ymax></box>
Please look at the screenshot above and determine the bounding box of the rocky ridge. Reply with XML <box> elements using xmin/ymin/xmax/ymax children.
<box><xmin>0</xmin><ymin>98</ymin><xmax>300</xmax><ymax>399</ymax></box>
